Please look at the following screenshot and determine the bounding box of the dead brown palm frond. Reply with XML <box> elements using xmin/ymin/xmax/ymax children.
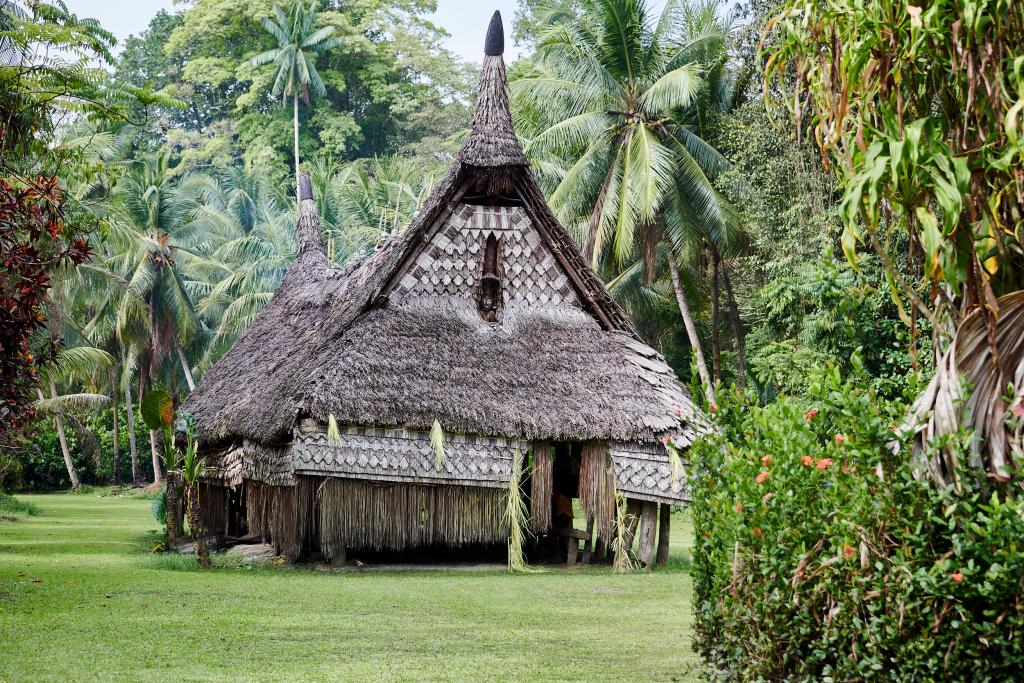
<box><xmin>902</xmin><ymin>291</ymin><xmax>1024</xmax><ymax>489</ymax></box>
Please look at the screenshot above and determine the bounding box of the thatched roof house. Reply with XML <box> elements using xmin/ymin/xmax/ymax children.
<box><xmin>184</xmin><ymin>12</ymin><xmax>705</xmax><ymax>566</ymax></box>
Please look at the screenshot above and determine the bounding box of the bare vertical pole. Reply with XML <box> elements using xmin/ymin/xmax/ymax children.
<box><xmin>656</xmin><ymin>503</ymin><xmax>671</xmax><ymax>566</ymax></box>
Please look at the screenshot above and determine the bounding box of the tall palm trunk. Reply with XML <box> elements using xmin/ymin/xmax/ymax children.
<box><xmin>709</xmin><ymin>246</ymin><xmax>721</xmax><ymax>383</ymax></box>
<box><xmin>122</xmin><ymin>360</ymin><xmax>141</xmax><ymax>485</ymax></box>
<box><xmin>46</xmin><ymin>380</ymin><xmax>80</xmax><ymax>491</ymax></box>
<box><xmin>109</xmin><ymin>365</ymin><xmax>120</xmax><ymax>484</ymax></box>
<box><xmin>176</xmin><ymin>344</ymin><xmax>195</xmax><ymax>392</ymax></box>
<box><xmin>150</xmin><ymin>429</ymin><xmax>164</xmax><ymax>484</ymax></box>
<box><xmin>667</xmin><ymin>255</ymin><xmax>715</xmax><ymax>403</ymax></box>
<box><xmin>722</xmin><ymin>267</ymin><xmax>747</xmax><ymax>390</ymax></box>
<box><xmin>293</xmin><ymin>92</ymin><xmax>301</xmax><ymax>202</ymax></box>
<box><xmin>185</xmin><ymin>484</ymin><xmax>212</xmax><ymax>569</ymax></box>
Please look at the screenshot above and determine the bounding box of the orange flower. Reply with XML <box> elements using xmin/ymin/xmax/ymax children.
<box><xmin>804</xmin><ymin>409</ymin><xmax>818</xmax><ymax>420</ymax></box>
<box><xmin>834</xmin><ymin>433</ymin><xmax>848</xmax><ymax>445</ymax></box>
<box><xmin>734</xmin><ymin>503</ymin><xmax>744</xmax><ymax>513</ymax></box>
<box><xmin>843</xmin><ymin>545</ymin><xmax>857</xmax><ymax>560</ymax></box>
<box><xmin>952</xmin><ymin>571</ymin><xmax>964</xmax><ymax>584</ymax></box>
<box><xmin>1012</xmin><ymin>403</ymin><xmax>1024</xmax><ymax>418</ymax></box>
<box><xmin>761</xmin><ymin>455</ymin><xmax>772</xmax><ymax>466</ymax></box>
<box><xmin>816</xmin><ymin>458</ymin><xmax>834</xmax><ymax>470</ymax></box>
<box><xmin>752</xmin><ymin>527</ymin><xmax>763</xmax><ymax>539</ymax></box>
<box><xmin>709</xmin><ymin>402</ymin><xmax>719</xmax><ymax>413</ymax></box>
<box><xmin>801</xmin><ymin>456</ymin><xmax>815</xmax><ymax>467</ymax></box>
<box><xmin>756</xmin><ymin>471</ymin><xmax>771</xmax><ymax>484</ymax></box>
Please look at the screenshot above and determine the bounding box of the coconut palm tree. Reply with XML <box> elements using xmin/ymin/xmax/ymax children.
<box><xmin>249</xmin><ymin>0</ymin><xmax>342</xmax><ymax>199</ymax></box>
<box><xmin>513</xmin><ymin>0</ymin><xmax>734</xmax><ymax>400</ymax></box>
<box><xmin>104</xmin><ymin>151</ymin><xmax>202</xmax><ymax>481</ymax></box>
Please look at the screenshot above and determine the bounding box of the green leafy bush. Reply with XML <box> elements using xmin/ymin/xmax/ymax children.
<box><xmin>691</xmin><ymin>365</ymin><xmax>1024</xmax><ymax>680</ymax></box>
<box><xmin>0</xmin><ymin>491</ymin><xmax>40</xmax><ymax>519</ymax></box>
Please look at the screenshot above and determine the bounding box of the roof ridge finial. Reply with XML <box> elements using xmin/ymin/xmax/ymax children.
<box><xmin>296</xmin><ymin>171</ymin><xmax>327</xmax><ymax>266</ymax></box>
<box><xmin>299</xmin><ymin>171</ymin><xmax>313</xmax><ymax>202</ymax></box>
<box><xmin>484</xmin><ymin>10</ymin><xmax>504</xmax><ymax>56</ymax></box>
<box><xmin>455</xmin><ymin>10</ymin><xmax>527</xmax><ymax>169</ymax></box>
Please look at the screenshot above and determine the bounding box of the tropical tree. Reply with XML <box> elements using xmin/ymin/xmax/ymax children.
<box><xmin>104</xmin><ymin>151</ymin><xmax>202</xmax><ymax>481</ymax></box>
<box><xmin>513</xmin><ymin>0</ymin><xmax>734</xmax><ymax>400</ymax></box>
<box><xmin>249</xmin><ymin>0</ymin><xmax>342</xmax><ymax>198</ymax></box>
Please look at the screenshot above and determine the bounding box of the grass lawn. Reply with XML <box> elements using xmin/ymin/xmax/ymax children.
<box><xmin>0</xmin><ymin>492</ymin><xmax>700</xmax><ymax>682</ymax></box>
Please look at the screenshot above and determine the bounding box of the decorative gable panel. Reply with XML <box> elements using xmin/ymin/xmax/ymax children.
<box><xmin>393</xmin><ymin>203</ymin><xmax>581</xmax><ymax>308</ymax></box>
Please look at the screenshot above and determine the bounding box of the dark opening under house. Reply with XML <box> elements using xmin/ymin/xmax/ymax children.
<box><xmin>183</xmin><ymin>11</ymin><xmax>707</xmax><ymax>567</ymax></box>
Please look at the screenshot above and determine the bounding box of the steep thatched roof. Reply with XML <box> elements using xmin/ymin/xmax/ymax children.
<box><xmin>183</xmin><ymin>11</ymin><xmax>703</xmax><ymax>450</ymax></box>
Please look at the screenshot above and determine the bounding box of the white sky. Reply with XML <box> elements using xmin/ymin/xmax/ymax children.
<box><xmin>64</xmin><ymin>0</ymin><xmax>528</xmax><ymax>63</ymax></box>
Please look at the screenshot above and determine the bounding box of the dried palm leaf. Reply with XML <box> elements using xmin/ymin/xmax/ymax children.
<box><xmin>902</xmin><ymin>291</ymin><xmax>1024</xmax><ymax>489</ymax></box>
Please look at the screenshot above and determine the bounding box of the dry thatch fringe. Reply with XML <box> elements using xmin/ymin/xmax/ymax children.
<box><xmin>318</xmin><ymin>477</ymin><xmax>506</xmax><ymax>555</ymax></box>
<box><xmin>530</xmin><ymin>443</ymin><xmax>553</xmax><ymax>533</ymax></box>
<box><xmin>579</xmin><ymin>442</ymin><xmax>616</xmax><ymax>545</ymax></box>
<box><xmin>902</xmin><ymin>290</ymin><xmax>1024</xmax><ymax>489</ymax></box>
<box><xmin>612</xmin><ymin>492</ymin><xmax>639</xmax><ymax>573</ymax></box>
<box><xmin>430</xmin><ymin>419</ymin><xmax>446</xmax><ymax>466</ymax></box>
<box><xmin>504</xmin><ymin>449</ymin><xmax>539</xmax><ymax>573</ymax></box>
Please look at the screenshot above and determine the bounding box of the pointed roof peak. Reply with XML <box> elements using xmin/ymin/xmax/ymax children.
<box><xmin>296</xmin><ymin>171</ymin><xmax>327</xmax><ymax>266</ymax></box>
<box><xmin>456</xmin><ymin>11</ymin><xmax>527</xmax><ymax>169</ymax></box>
<box><xmin>484</xmin><ymin>11</ymin><xmax>504</xmax><ymax>56</ymax></box>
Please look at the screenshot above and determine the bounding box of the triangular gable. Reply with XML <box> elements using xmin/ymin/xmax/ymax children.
<box><xmin>373</xmin><ymin>169</ymin><xmax>637</xmax><ymax>334</ymax></box>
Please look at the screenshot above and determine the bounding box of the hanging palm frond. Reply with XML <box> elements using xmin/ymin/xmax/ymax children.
<box><xmin>504</xmin><ymin>448</ymin><xmax>540</xmax><ymax>573</ymax></box>
<box><xmin>326</xmin><ymin>413</ymin><xmax>342</xmax><ymax>446</ymax></box>
<box><xmin>32</xmin><ymin>392</ymin><xmax>111</xmax><ymax>417</ymax></box>
<box><xmin>430</xmin><ymin>419</ymin><xmax>446</xmax><ymax>467</ymax></box>
<box><xmin>902</xmin><ymin>291</ymin><xmax>1024</xmax><ymax>489</ymax></box>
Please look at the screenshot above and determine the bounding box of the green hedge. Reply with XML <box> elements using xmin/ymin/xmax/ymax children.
<box><xmin>690</xmin><ymin>366</ymin><xmax>1024</xmax><ymax>680</ymax></box>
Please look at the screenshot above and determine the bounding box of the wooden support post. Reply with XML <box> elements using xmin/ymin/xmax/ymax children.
<box><xmin>637</xmin><ymin>501</ymin><xmax>658</xmax><ymax>567</ymax></box>
<box><xmin>594</xmin><ymin>537</ymin><xmax>606</xmax><ymax>562</ymax></box>
<box><xmin>564</xmin><ymin>536</ymin><xmax>577</xmax><ymax>565</ymax></box>
<box><xmin>656</xmin><ymin>503</ymin><xmax>671</xmax><ymax>566</ymax></box>
<box><xmin>581</xmin><ymin>515</ymin><xmax>595</xmax><ymax>564</ymax></box>
<box><xmin>622</xmin><ymin>499</ymin><xmax>641</xmax><ymax>555</ymax></box>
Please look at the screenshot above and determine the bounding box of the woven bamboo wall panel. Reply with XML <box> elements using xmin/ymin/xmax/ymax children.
<box><xmin>394</xmin><ymin>203</ymin><xmax>580</xmax><ymax>307</ymax></box>
<box><xmin>610</xmin><ymin>441</ymin><xmax>690</xmax><ymax>504</ymax></box>
<box><xmin>293</xmin><ymin>422</ymin><xmax>528</xmax><ymax>487</ymax></box>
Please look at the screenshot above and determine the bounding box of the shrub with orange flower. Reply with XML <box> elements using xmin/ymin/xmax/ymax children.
<box><xmin>804</xmin><ymin>409</ymin><xmax>818</xmax><ymax>420</ymax></box>
<box><xmin>761</xmin><ymin>455</ymin><xmax>772</xmax><ymax>466</ymax></box>
<box><xmin>952</xmin><ymin>571</ymin><xmax>964</xmax><ymax>584</ymax></box>
<box><xmin>816</xmin><ymin>458</ymin><xmax>833</xmax><ymax>470</ymax></box>
<box><xmin>801</xmin><ymin>456</ymin><xmax>815</xmax><ymax>467</ymax></box>
<box><xmin>756</xmin><ymin>471</ymin><xmax>770</xmax><ymax>484</ymax></box>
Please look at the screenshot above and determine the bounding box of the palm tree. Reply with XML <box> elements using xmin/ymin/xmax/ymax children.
<box><xmin>104</xmin><ymin>151</ymin><xmax>201</xmax><ymax>482</ymax></box>
<box><xmin>249</xmin><ymin>1</ymin><xmax>342</xmax><ymax>199</ymax></box>
<box><xmin>513</xmin><ymin>0</ymin><xmax>733</xmax><ymax>400</ymax></box>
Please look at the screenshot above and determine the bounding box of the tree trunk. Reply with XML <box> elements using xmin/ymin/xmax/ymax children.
<box><xmin>667</xmin><ymin>255</ymin><xmax>715</xmax><ymax>403</ymax></box>
<box><xmin>584</xmin><ymin>166</ymin><xmax>614</xmax><ymax>266</ymax></box>
<box><xmin>165</xmin><ymin>473</ymin><xmax>180</xmax><ymax>546</ymax></box>
<box><xmin>709</xmin><ymin>245</ymin><xmax>721</xmax><ymax>383</ymax></box>
<box><xmin>722</xmin><ymin>267</ymin><xmax>747</xmax><ymax>390</ymax></box>
<box><xmin>109</xmin><ymin>365</ymin><xmax>120</xmax><ymax>484</ymax></box>
<box><xmin>176</xmin><ymin>344</ymin><xmax>195</xmax><ymax>392</ymax></box>
<box><xmin>150</xmin><ymin>429</ymin><xmax>164</xmax><ymax>484</ymax></box>
<box><xmin>293</xmin><ymin>92</ymin><xmax>301</xmax><ymax>203</ymax></box>
<box><xmin>185</xmin><ymin>484</ymin><xmax>212</xmax><ymax>569</ymax></box>
<box><xmin>47</xmin><ymin>380</ymin><xmax>80</xmax><ymax>491</ymax></box>
<box><xmin>123</xmin><ymin>364</ymin><xmax>141</xmax><ymax>486</ymax></box>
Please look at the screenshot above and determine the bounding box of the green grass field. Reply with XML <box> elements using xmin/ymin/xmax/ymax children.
<box><xmin>0</xmin><ymin>493</ymin><xmax>700</xmax><ymax>682</ymax></box>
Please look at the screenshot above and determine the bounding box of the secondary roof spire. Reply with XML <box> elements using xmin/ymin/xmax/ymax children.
<box><xmin>456</xmin><ymin>10</ymin><xmax>527</xmax><ymax>168</ymax></box>
<box><xmin>296</xmin><ymin>171</ymin><xmax>327</xmax><ymax>266</ymax></box>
